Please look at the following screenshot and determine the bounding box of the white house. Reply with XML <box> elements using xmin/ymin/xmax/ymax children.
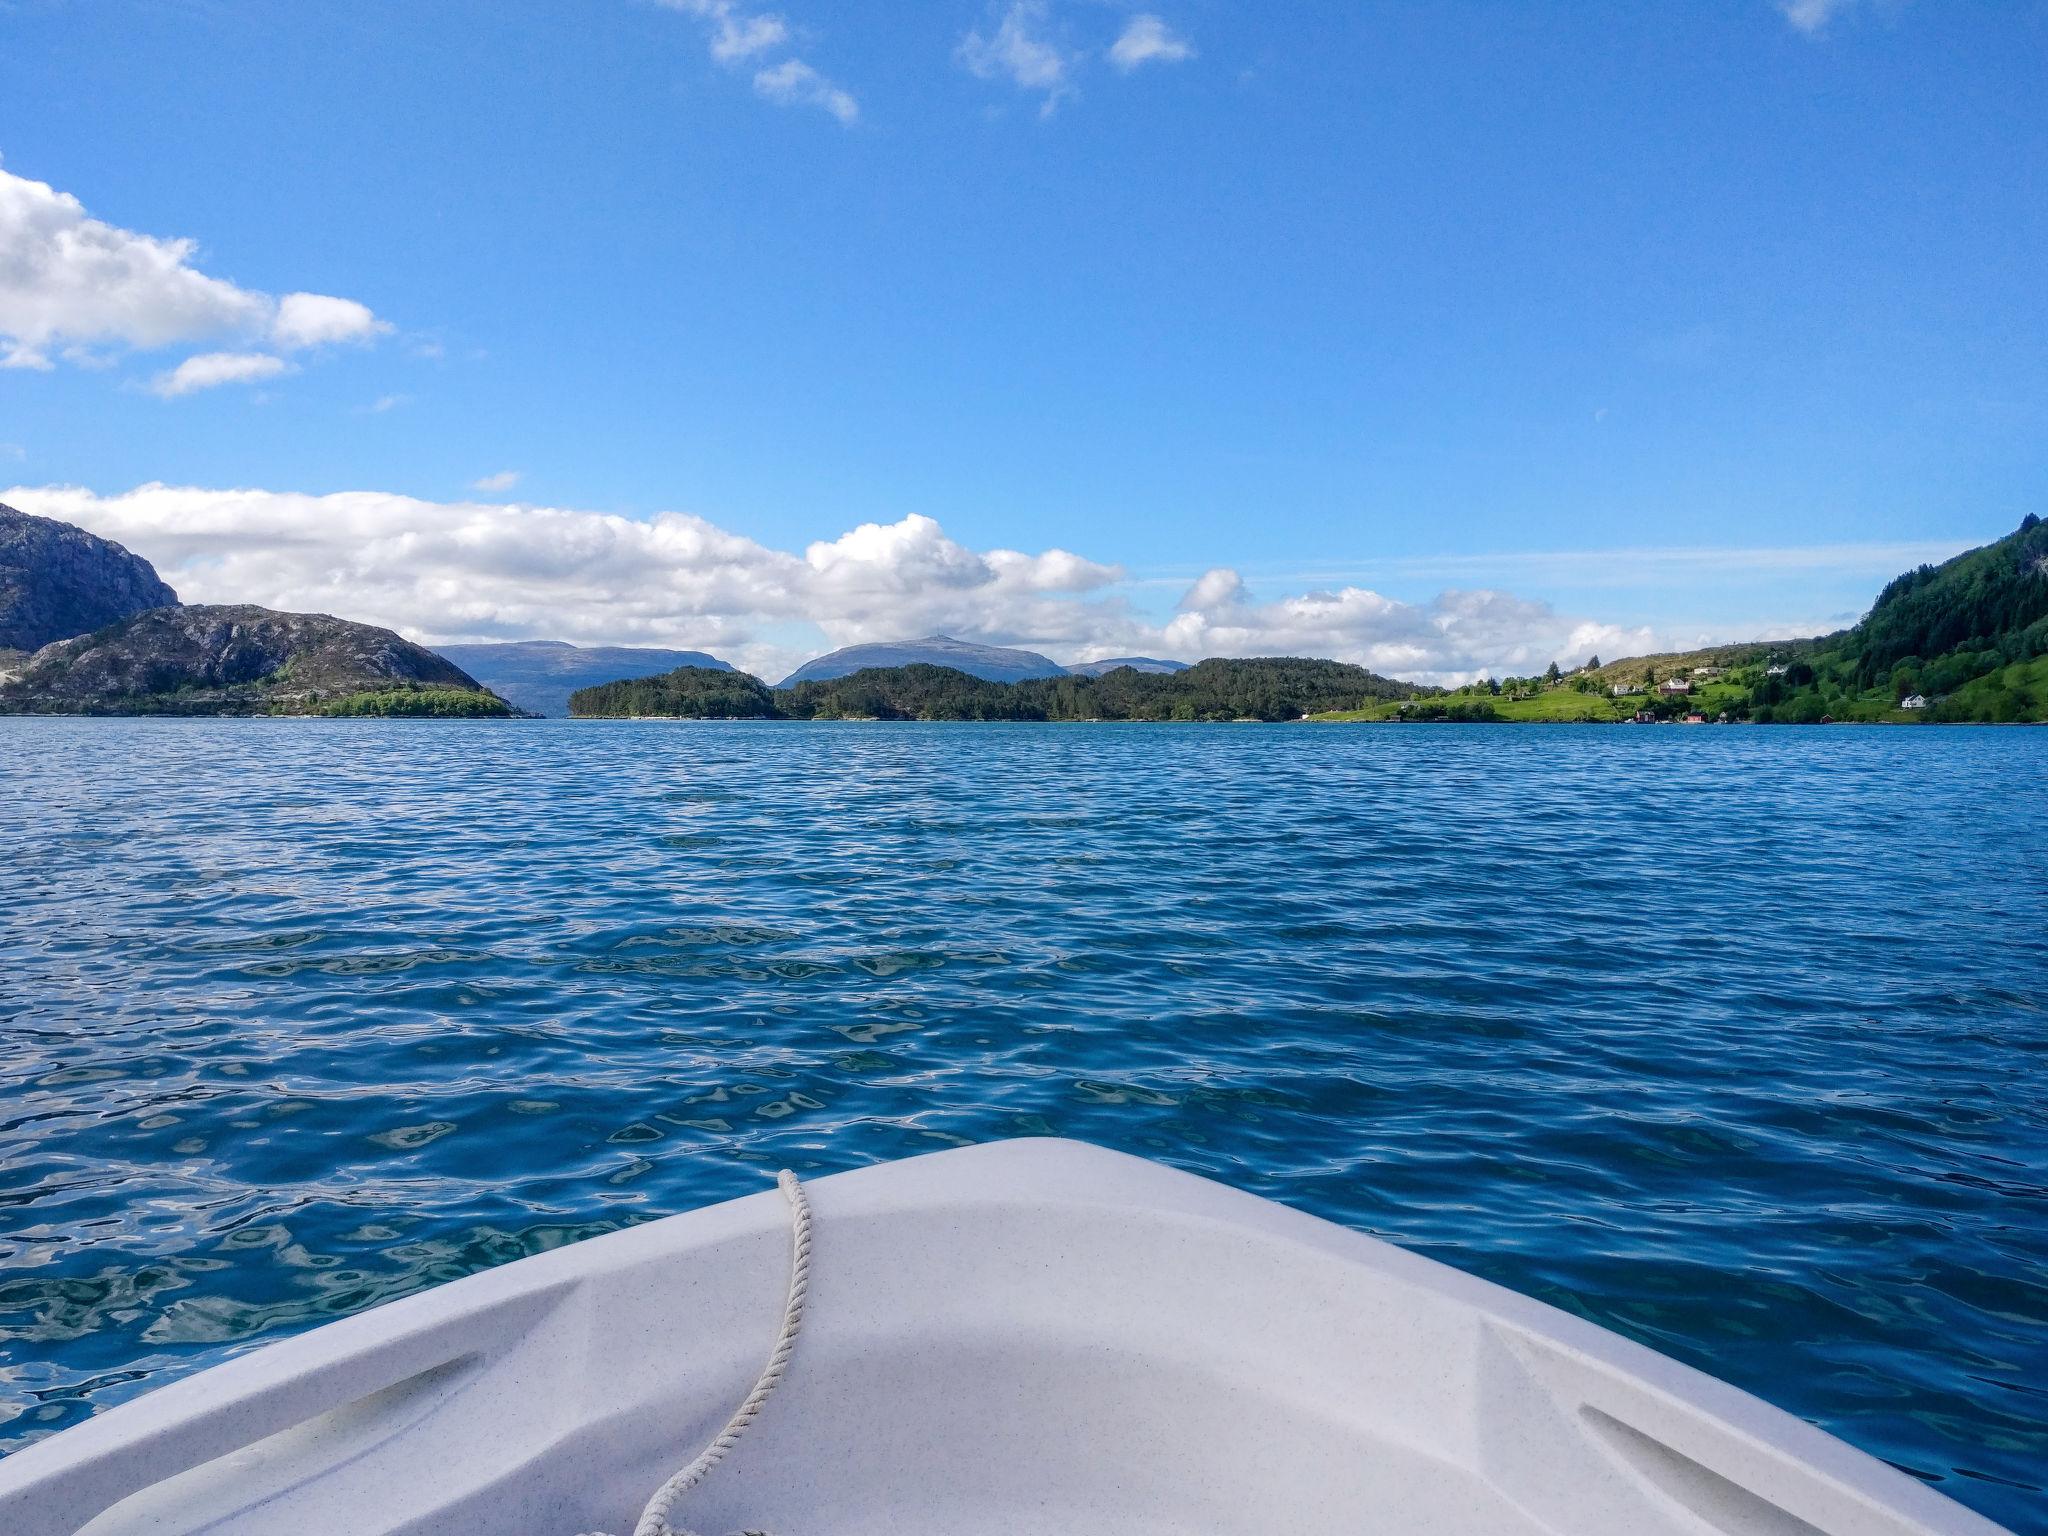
<box><xmin>1658</xmin><ymin>679</ymin><xmax>1692</xmax><ymax>695</ymax></box>
<box><xmin>1766</xmin><ymin>664</ymin><xmax>1789</xmax><ymax>677</ymax></box>
<box><xmin>1900</xmin><ymin>694</ymin><xmax>1928</xmax><ymax>710</ymax></box>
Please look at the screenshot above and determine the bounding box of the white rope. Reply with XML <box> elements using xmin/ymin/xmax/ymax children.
<box><xmin>580</xmin><ymin>1169</ymin><xmax>812</xmax><ymax>1536</ymax></box>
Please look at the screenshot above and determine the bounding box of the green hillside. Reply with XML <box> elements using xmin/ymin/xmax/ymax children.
<box><xmin>572</xmin><ymin>656</ymin><xmax>1421</xmax><ymax>721</ymax></box>
<box><xmin>1315</xmin><ymin>515</ymin><xmax>2048</xmax><ymax>725</ymax></box>
<box><xmin>1751</xmin><ymin>514</ymin><xmax>2047</xmax><ymax>722</ymax></box>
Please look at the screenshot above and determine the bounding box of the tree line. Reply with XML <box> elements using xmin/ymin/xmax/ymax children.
<box><xmin>570</xmin><ymin>656</ymin><xmax>1423</xmax><ymax>722</ymax></box>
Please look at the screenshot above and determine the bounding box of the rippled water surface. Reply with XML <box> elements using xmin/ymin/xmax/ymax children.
<box><xmin>2</xmin><ymin>719</ymin><xmax>2045</xmax><ymax>1528</ymax></box>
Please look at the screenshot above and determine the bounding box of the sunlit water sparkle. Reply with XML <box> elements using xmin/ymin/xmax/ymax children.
<box><xmin>1</xmin><ymin>719</ymin><xmax>2044</xmax><ymax>1530</ymax></box>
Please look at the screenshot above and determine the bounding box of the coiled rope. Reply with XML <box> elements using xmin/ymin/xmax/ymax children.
<box><xmin>580</xmin><ymin>1169</ymin><xmax>812</xmax><ymax>1536</ymax></box>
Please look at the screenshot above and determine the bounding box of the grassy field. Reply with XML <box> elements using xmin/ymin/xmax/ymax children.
<box><xmin>1308</xmin><ymin>683</ymin><xmax>1740</xmax><ymax>724</ymax></box>
<box><xmin>1303</xmin><ymin>631</ymin><xmax>2048</xmax><ymax>726</ymax></box>
<box><xmin>1305</xmin><ymin>663</ymin><xmax>1788</xmax><ymax>724</ymax></box>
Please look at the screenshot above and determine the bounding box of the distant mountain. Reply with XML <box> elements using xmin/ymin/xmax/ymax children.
<box><xmin>1066</xmin><ymin>656</ymin><xmax>1189</xmax><ymax>677</ymax></box>
<box><xmin>0</xmin><ymin>605</ymin><xmax>513</xmax><ymax>717</ymax></box>
<box><xmin>778</xmin><ymin>634</ymin><xmax>1068</xmax><ymax>687</ymax></box>
<box><xmin>0</xmin><ymin>502</ymin><xmax>179</xmax><ymax>654</ymax></box>
<box><xmin>435</xmin><ymin>640</ymin><xmax>732</xmax><ymax>718</ymax></box>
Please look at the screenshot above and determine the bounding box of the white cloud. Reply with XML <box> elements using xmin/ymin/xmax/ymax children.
<box><xmin>148</xmin><ymin>352</ymin><xmax>294</xmax><ymax>398</ymax></box>
<box><xmin>0</xmin><ymin>160</ymin><xmax>388</xmax><ymax>388</ymax></box>
<box><xmin>0</xmin><ymin>162</ymin><xmax>266</xmax><ymax>369</ymax></box>
<box><xmin>1229</xmin><ymin>539</ymin><xmax>1971</xmax><ymax>590</ymax></box>
<box><xmin>363</xmin><ymin>393</ymin><xmax>413</xmax><ymax>414</ymax></box>
<box><xmin>684</xmin><ymin>0</ymin><xmax>788</xmax><ymax>63</ymax></box>
<box><xmin>0</xmin><ymin>482</ymin><xmax>1771</xmax><ymax>687</ymax></box>
<box><xmin>1777</xmin><ymin>0</ymin><xmax>1853</xmax><ymax>34</ymax></box>
<box><xmin>658</xmin><ymin>0</ymin><xmax>857</xmax><ymax>123</ymax></box>
<box><xmin>1154</xmin><ymin>577</ymin><xmax>1662</xmax><ymax>685</ymax></box>
<box><xmin>753</xmin><ymin>59</ymin><xmax>859</xmax><ymax>124</ymax></box>
<box><xmin>1109</xmin><ymin>15</ymin><xmax>1193</xmax><ymax>71</ymax></box>
<box><xmin>1776</xmin><ymin>0</ymin><xmax>1904</xmax><ymax>35</ymax></box>
<box><xmin>271</xmin><ymin>292</ymin><xmax>388</xmax><ymax>350</ymax></box>
<box><xmin>959</xmin><ymin>2</ymin><xmax>1075</xmax><ymax>114</ymax></box>
<box><xmin>472</xmin><ymin>469</ymin><xmax>522</xmax><ymax>492</ymax></box>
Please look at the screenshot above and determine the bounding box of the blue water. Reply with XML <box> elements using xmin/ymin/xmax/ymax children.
<box><xmin>1</xmin><ymin>720</ymin><xmax>2044</xmax><ymax>1529</ymax></box>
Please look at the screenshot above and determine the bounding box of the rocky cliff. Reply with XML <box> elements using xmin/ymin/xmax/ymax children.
<box><xmin>0</xmin><ymin>502</ymin><xmax>179</xmax><ymax>652</ymax></box>
<box><xmin>0</xmin><ymin>604</ymin><xmax>513</xmax><ymax>716</ymax></box>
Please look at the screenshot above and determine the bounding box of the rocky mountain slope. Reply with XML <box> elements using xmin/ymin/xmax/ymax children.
<box><xmin>0</xmin><ymin>502</ymin><xmax>179</xmax><ymax>654</ymax></box>
<box><xmin>0</xmin><ymin>605</ymin><xmax>513</xmax><ymax>716</ymax></box>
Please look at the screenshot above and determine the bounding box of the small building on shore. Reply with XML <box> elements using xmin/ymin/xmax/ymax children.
<box><xmin>1901</xmin><ymin>694</ymin><xmax>1928</xmax><ymax>710</ymax></box>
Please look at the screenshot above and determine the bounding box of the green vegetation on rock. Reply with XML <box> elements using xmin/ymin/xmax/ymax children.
<box><xmin>316</xmin><ymin>686</ymin><xmax>516</xmax><ymax>718</ymax></box>
<box><xmin>1745</xmin><ymin>514</ymin><xmax>2047</xmax><ymax>723</ymax></box>
<box><xmin>0</xmin><ymin>604</ymin><xmax>518</xmax><ymax>717</ymax></box>
<box><xmin>567</xmin><ymin>666</ymin><xmax>780</xmax><ymax>718</ymax></box>
<box><xmin>571</xmin><ymin>656</ymin><xmax>1421</xmax><ymax>722</ymax></box>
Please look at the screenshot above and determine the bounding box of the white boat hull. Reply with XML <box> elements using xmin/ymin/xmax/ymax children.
<box><xmin>0</xmin><ymin>1139</ymin><xmax>2008</xmax><ymax>1534</ymax></box>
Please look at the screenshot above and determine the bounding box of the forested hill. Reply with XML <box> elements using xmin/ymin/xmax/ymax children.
<box><xmin>567</xmin><ymin>667</ymin><xmax>779</xmax><ymax>719</ymax></box>
<box><xmin>1749</xmin><ymin>513</ymin><xmax>2048</xmax><ymax>722</ymax></box>
<box><xmin>1850</xmin><ymin>514</ymin><xmax>2047</xmax><ymax>681</ymax></box>
<box><xmin>1310</xmin><ymin>515</ymin><xmax>2048</xmax><ymax>725</ymax></box>
<box><xmin>571</xmin><ymin>656</ymin><xmax>1423</xmax><ymax>721</ymax></box>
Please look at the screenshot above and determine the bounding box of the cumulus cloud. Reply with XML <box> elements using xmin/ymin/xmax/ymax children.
<box><xmin>1154</xmin><ymin>577</ymin><xmax>1659</xmax><ymax>686</ymax></box>
<box><xmin>0</xmin><ymin>161</ymin><xmax>388</xmax><ymax>389</ymax></box>
<box><xmin>149</xmin><ymin>352</ymin><xmax>294</xmax><ymax>398</ymax></box>
<box><xmin>3</xmin><ymin>482</ymin><xmax>811</xmax><ymax>677</ymax></box>
<box><xmin>959</xmin><ymin>2</ymin><xmax>1075</xmax><ymax>114</ymax></box>
<box><xmin>0</xmin><ymin>482</ymin><xmax>1725</xmax><ymax>687</ymax></box>
<box><xmin>0</xmin><ymin>163</ymin><xmax>266</xmax><ymax>369</ymax></box>
<box><xmin>753</xmin><ymin>59</ymin><xmax>859</xmax><ymax>124</ymax></box>
<box><xmin>658</xmin><ymin>0</ymin><xmax>858</xmax><ymax>123</ymax></box>
<box><xmin>1109</xmin><ymin>15</ymin><xmax>1194</xmax><ymax>71</ymax></box>
<box><xmin>472</xmin><ymin>470</ymin><xmax>522</xmax><ymax>492</ymax></box>
<box><xmin>270</xmin><ymin>292</ymin><xmax>388</xmax><ymax>350</ymax></box>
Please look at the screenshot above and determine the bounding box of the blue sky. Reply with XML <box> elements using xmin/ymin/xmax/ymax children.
<box><xmin>2</xmin><ymin>0</ymin><xmax>2044</xmax><ymax>680</ymax></box>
